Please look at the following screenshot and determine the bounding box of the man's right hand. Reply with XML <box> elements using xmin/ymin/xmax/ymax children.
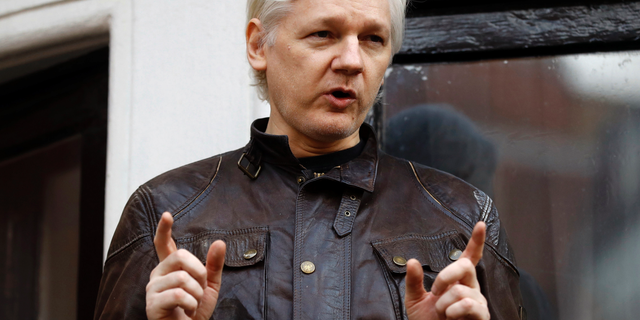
<box><xmin>146</xmin><ymin>212</ymin><xmax>226</xmax><ymax>320</ymax></box>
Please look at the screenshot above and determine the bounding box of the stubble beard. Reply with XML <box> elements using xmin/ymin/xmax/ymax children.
<box><xmin>270</xmin><ymin>77</ymin><xmax>380</xmax><ymax>143</ymax></box>
<box><xmin>277</xmin><ymin>101</ymin><xmax>367</xmax><ymax>143</ymax></box>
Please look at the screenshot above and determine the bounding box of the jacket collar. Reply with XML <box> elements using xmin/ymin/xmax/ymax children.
<box><xmin>239</xmin><ymin>118</ymin><xmax>378</xmax><ymax>192</ymax></box>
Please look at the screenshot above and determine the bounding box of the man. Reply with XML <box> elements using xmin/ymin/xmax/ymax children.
<box><xmin>94</xmin><ymin>0</ymin><xmax>523</xmax><ymax>319</ymax></box>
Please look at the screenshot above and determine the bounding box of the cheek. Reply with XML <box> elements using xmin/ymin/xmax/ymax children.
<box><xmin>275</xmin><ymin>53</ymin><xmax>311</xmax><ymax>85</ymax></box>
<box><xmin>372</xmin><ymin>56</ymin><xmax>390</xmax><ymax>81</ymax></box>
<box><xmin>286</xmin><ymin>53</ymin><xmax>330</xmax><ymax>98</ymax></box>
<box><xmin>364</xmin><ymin>60</ymin><xmax>388</xmax><ymax>92</ymax></box>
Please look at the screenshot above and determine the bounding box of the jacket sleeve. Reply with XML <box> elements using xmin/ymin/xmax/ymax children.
<box><xmin>94</xmin><ymin>188</ymin><xmax>159</xmax><ymax>320</ymax></box>
<box><xmin>455</xmin><ymin>190</ymin><xmax>524</xmax><ymax>320</ymax></box>
<box><xmin>412</xmin><ymin>163</ymin><xmax>525</xmax><ymax>320</ymax></box>
<box><xmin>465</xmin><ymin>188</ymin><xmax>524</xmax><ymax>320</ymax></box>
<box><xmin>478</xmin><ymin>221</ymin><xmax>524</xmax><ymax>320</ymax></box>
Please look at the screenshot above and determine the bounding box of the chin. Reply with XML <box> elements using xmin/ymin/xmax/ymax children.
<box><xmin>302</xmin><ymin>118</ymin><xmax>361</xmax><ymax>142</ymax></box>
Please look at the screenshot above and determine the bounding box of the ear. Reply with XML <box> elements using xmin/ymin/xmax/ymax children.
<box><xmin>246</xmin><ymin>18</ymin><xmax>267</xmax><ymax>71</ymax></box>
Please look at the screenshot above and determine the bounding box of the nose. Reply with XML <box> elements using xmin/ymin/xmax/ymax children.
<box><xmin>332</xmin><ymin>37</ymin><xmax>364</xmax><ymax>75</ymax></box>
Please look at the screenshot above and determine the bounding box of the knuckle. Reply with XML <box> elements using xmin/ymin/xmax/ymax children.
<box><xmin>149</xmin><ymin>267</ymin><xmax>158</xmax><ymax>279</ymax></box>
<box><xmin>176</xmin><ymin>270</ymin><xmax>190</xmax><ymax>283</ymax></box>
<box><xmin>145</xmin><ymin>280</ymin><xmax>154</xmax><ymax>293</ymax></box>
<box><xmin>480</xmin><ymin>293</ymin><xmax>488</xmax><ymax>305</ymax></box>
<box><xmin>172</xmin><ymin>288</ymin><xmax>186</xmax><ymax>301</ymax></box>
<box><xmin>459</xmin><ymin>258</ymin><xmax>474</xmax><ymax>269</ymax></box>
<box><xmin>451</xmin><ymin>284</ymin><xmax>465</xmax><ymax>297</ymax></box>
<box><xmin>460</xmin><ymin>297</ymin><xmax>475</xmax><ymax>309</ymax></box>
<box><xmin>175</xmin><ymin>249</ymin><xmax>189</xmax><ymax>259</ymax></box>
<box><xmin>175</xmin><ymin>249</ymin><xmax>194</xmax><ymax>264</ymax></box>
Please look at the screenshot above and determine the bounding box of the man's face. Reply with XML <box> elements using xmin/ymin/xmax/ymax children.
<box><xmin>264</xmin><ymin>0</ymin><xmax>393</xmax><ymax>142</ymax></box>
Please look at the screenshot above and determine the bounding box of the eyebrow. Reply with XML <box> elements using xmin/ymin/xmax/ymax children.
<box><xmin>310</xmin><ymin>14</ymin><xmax>390</xmax><ymax>35</ymax></box>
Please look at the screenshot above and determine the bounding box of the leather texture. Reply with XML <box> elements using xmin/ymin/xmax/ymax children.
<box><xmin>94</xmin><ymin>118</ymin><xmax>523</xmax><ymax>320</ymax></box>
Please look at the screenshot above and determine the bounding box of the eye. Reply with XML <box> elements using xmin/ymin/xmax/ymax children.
<box><xmin>368</xmin><ymin>35</ymin><xmax>384</xmax><ymax>44</ymax></box>
<box><xmin>312</xmin><ymin>31</ymin><xmax>330</xmax><ymax>38</ymax></box>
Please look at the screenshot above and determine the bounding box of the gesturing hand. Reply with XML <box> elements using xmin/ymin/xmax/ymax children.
<box><xmin>146</xmin><ymin>212</ymin><xmax>226</xmax><ymax>320</ymax></box>
<box><xmin>405</xmin><ymin>222</ymin><xmax>490</xmax><ymax>320</ymax></box>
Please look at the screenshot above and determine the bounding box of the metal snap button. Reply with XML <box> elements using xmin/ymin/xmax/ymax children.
<box><xmin>301</xmin><ymin>261</ymin><xmax>316</xmax><ymax>274</ymax></box>
<box><xmin>297</xmin><ymin>176</ymin><xmax>306</xmax><ymax>184</ymax></box>
<box><xmin>449</xmin><ymin>248</ymin><xmax>463</xmax><ymax>261</ymax></box>
<box><xmin>243</xmin><ymin>249</ymin><xmax>258</xmax><ymax>260</ymax></box>
<box><xmin>392</xmin><ymin>256</ymin><xmax>407</xmax><ymax>267</ymax></box>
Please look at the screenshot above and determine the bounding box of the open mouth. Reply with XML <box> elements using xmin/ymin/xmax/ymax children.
<box><xmin>330</xmin><ymin>90</ymin><xmax>354</xmax><ymax>99</ymax></box>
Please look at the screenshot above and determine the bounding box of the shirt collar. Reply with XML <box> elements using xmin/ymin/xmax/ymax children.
<box><xmin>241</xmin><ymin>118</ymin><xmax>379</xmax><ymax>192</ymax></box>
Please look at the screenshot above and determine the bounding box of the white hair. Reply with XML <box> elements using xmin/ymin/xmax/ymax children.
<box><xmin>247</xmin><ymin>0</ymin><xmax>408</xmax><ymax>101</ymax></box>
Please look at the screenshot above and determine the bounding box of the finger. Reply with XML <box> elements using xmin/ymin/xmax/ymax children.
<box><xmin>146</xmin><ymin>270</ymin><xmax>205</xmax><ymax>303</ymax></box>
<box><xmin>404</xmin><ymin>259</ymin><xmax>428</xmax><ymax>304</ymax></box>
<box><xmin>148</xmin><ymin>288</ymin><xmax>199</xmax><ymax>317</ymax></box>
<box><xmin>434</xmin><ymin>284</ymin><xmax>486</xmax><ymax>315</ymax></box>
<box><xmin>460</xmin><ymin>221</ymin><xmax>486</xmax><ymax>266</ymax></box>
<box><xmin>154</xmin><ymin>212</ymin><xmax>178</xmax><ymax>262</ymax></box>
<box><xmin>430</xmin><ymin>258</ymin><xmax>478</xmax><ymax>296</ymax></box>
<box><xmin>152</xmin><ymin>249</ymin><xmax>208</xmax><ymax>289</ymax></box>
<box><xmin>444</xmin><ymin>297</ymin><xmax>490</xmax><ymax>320</ymax></box>
<box><xmin>206</xmin><ymin>240</ymin><xmax>226</xmax><ymax>292</ymax></box>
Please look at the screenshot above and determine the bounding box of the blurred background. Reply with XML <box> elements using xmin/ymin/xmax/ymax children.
<box><xmin>1</xmin><ymin>0</ymin><xmax>639</xmax><ymax>319</ymax></box>
<box><xmin>383</xmin><ymin>51</ymin><xmax>640</xmax><ymax>320</ymax></box>
<box><xmin>377</xmin><ymin>2</ymin><xmax>640</xmax><ymax>318</ymax></box>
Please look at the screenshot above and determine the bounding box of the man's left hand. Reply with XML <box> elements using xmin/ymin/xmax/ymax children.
<box><xmin>404</xmin><ymin>222</ymin><xmax>490</xmax><ymax>320</ymax></box>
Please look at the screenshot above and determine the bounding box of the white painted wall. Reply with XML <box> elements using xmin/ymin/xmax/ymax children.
<box><xmin>128</xmin><ymin>0</ymin><xmax>259</xmax><ymax>188</ymax></box>
<box><xmin>0</xmin><ymin>0</ymin><xmax>270</xmax><ymax>257</ymax></box>
<box><xmin>0</xmin><ymin>0</ymin><xmax>66</xmax><ymax>16</ymax></box>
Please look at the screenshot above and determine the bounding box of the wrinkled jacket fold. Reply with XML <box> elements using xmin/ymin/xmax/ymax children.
<box><xmin>95</xmin><ymin>118</ymin><xmax>523</xmax><ymax>320</ymax></box>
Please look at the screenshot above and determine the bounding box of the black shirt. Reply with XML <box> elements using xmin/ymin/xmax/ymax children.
<box><xmin>298</xmin><ymin>138</ymin><xmax>366</xmax><ymax>173</ymax></box>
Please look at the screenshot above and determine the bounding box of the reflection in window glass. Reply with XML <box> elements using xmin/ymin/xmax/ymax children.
<box><xmin>383</xmin><ymin>51</ymin><xmax>640</xmax><ymax>320</ymax></box>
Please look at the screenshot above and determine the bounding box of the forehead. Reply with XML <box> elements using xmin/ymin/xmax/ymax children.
<box><xmin>285</xmin><ymin>0</ymin><xmax>391</xmax><ymax>31</ymax></box>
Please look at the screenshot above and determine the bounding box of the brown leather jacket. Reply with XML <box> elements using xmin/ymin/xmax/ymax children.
<box><xmin>94</xmin><ymin>118</ymin><xmax>524</xmax><ymax>320</ymax></box>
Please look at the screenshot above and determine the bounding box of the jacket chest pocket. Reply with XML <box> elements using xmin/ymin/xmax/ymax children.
<box><xmin>176</xmin><ymin>227</ymin><xmax>269</xmax><ymax>320</ymax></box>
<box><xmin>371</xmin><ymin>231</ymin><xmax>467</xmax><ymax>320</ymax></box>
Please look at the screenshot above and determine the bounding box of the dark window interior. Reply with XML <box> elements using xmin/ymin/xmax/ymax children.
<box><xmin>0</xmin><ymin>47</ymin><xmax>108</xmax><ymax>320</ymax></box>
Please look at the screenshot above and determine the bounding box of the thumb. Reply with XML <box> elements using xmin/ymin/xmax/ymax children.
<box><xmin>153</xmin><ymin>212</ymin><xmax>177</xmax><ymax>261</ymax></box>
<box><xmin>460</xmin><ymin>221</ymin><xmax>486</xmax><ymax>266</ymax></box>
<box><xmin>404</xmin><ymin>259</ymin><xmax>427</xmax><ymax>304</ymax></box>
<box><xmin>206</xmin><ymin>240</ymin><xmax>226</xmax><ymax>292</ymax></box>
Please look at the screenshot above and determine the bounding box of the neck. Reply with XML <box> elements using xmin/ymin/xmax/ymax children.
<box><xmin>265</xmin><ymin>117</ymin><xmax>361</xmax><ymax>159</ymax></box>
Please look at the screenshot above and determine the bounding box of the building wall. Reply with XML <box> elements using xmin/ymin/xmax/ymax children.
<box><xmin>0</xmin><ymin>0</ymin><xmax>269</xmax><ymax>256</ymax></box>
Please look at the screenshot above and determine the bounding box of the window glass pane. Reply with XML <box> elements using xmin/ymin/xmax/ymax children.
<box><xmin>383</xmin><ymin>51</ymin><xmax>640</xmax><ymax>320</ymax></box>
